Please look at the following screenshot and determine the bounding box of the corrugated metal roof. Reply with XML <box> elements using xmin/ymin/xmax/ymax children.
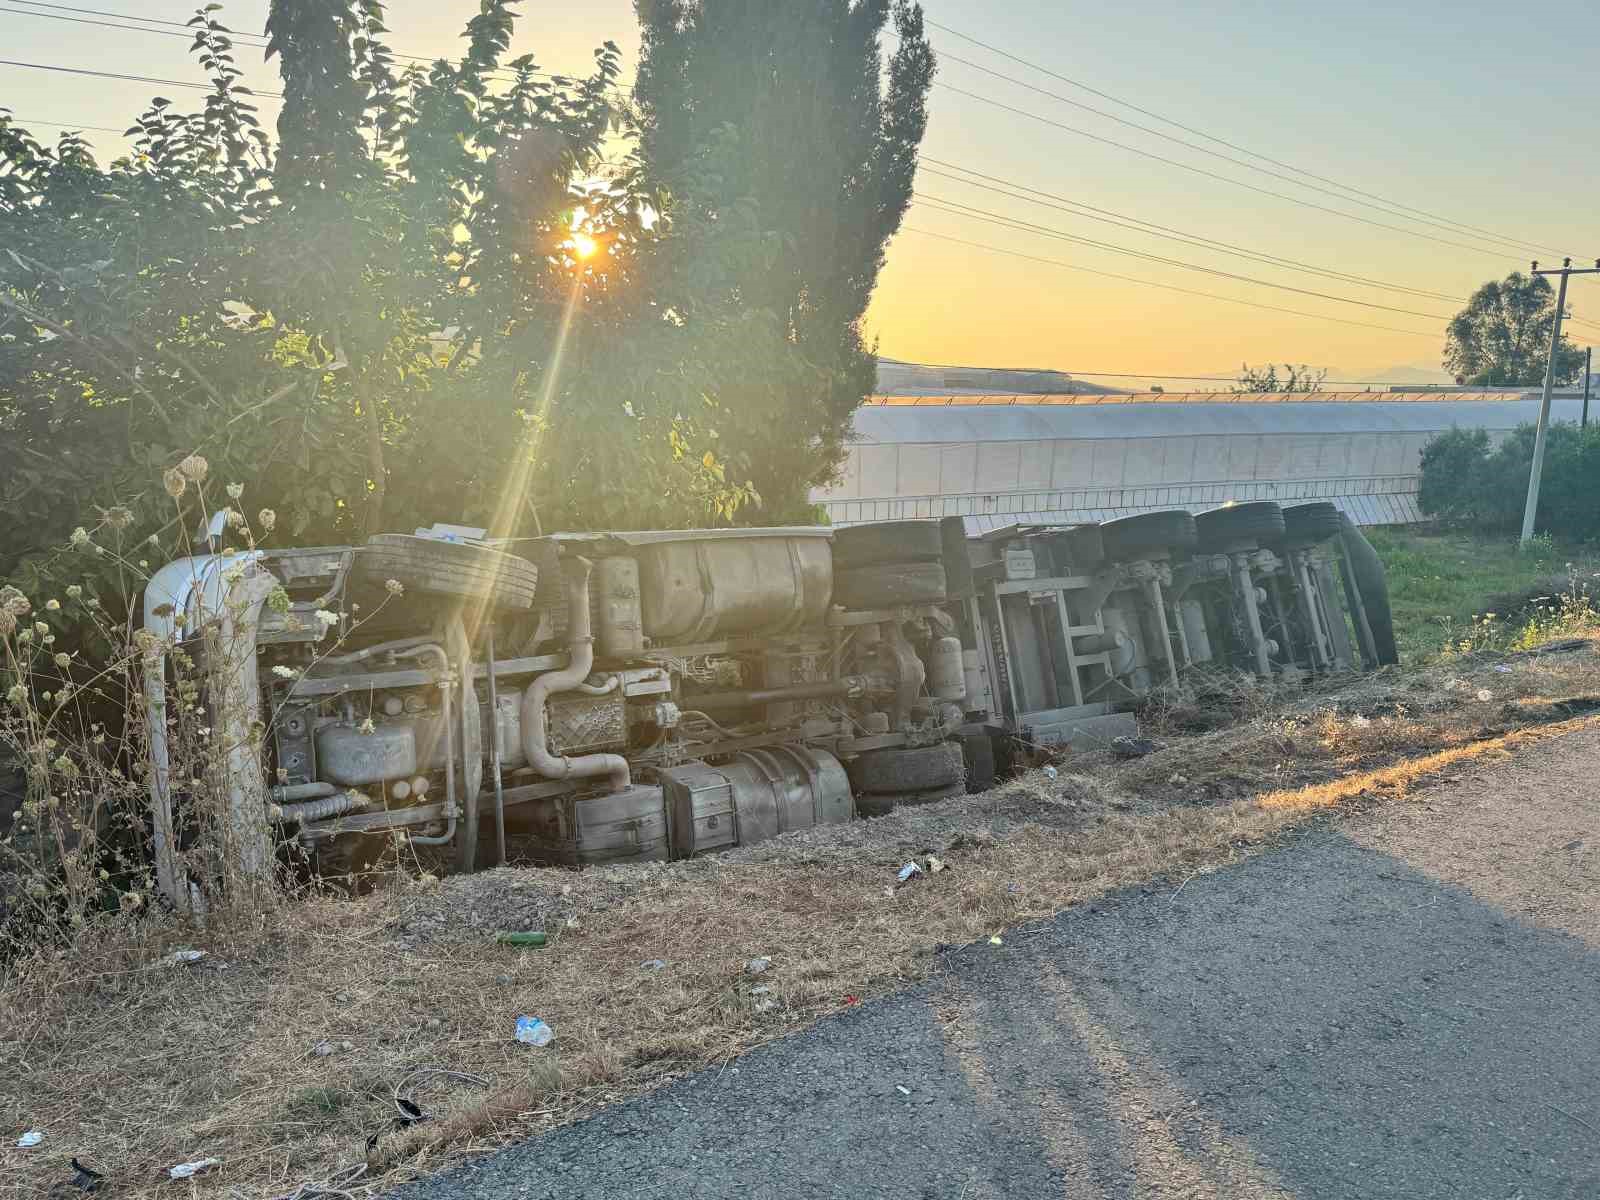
<box><xmin>864</xmin><ymin>390</ymin><xmax>1531</xmax><ymax>406</ymax></box>
<box><xmin>848</xmin><ymin>396</ymin><xmax>1585</xmax><ymax>444</ymax></box>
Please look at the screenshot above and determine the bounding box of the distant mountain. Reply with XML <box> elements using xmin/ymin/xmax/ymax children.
<box><xmin>874</xmin><ymin>358</ymin><xmax>1126</xmax><ymax>396</ymax></box>
<box><xmin>1330</xmin><ymin>364</ymin><xmax>1453</xmax><ymax>387</ymax></box>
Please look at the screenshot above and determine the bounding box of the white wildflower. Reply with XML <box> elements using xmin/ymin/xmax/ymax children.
<box><xmin>53</xmin><ymin>652</ymin><xmax>70</xmax><ymax>668</ymax></box>
<box><xmin>44</xmin><ymin>598</ymin><xmax>60</xmax><ymax>611</ymax></box>
<box><xmin>258</xmin><ymin>508</ymin><xmax>276</xmax><ymax>533</ymax></box>
<box><xmin>178</xmin><ymin>454</ymin><xmax>209</xmax><ymax>482</ymax></box>
<box><xmin>65</xmin><ymin>585</ymin><xmax>82</xmax><ymax>600</ymax></box>
<box><xmin>358</xmin><ymin>717</ymin><xmax>376</xmax><ymax>735</ymax></box>
<box><xmin>163</xmin><ymin>468</ymin><xmax>186</xmax><ymax>498</ymax></box>
<box><xmin>384</xmin><ymin>578</ymin><xmax>404</xmax><ymax>597</ymax></box>
<box><xmin>68</xmin><ymin>527</ymin><xmax>90</xmax><ymax>549</ymax></box>
<box><xmin>271</xmin><ymin>665</ymin><xmax>298</xmax><ymax>680</ymax></box>
<box><xmin>313</xmin><ymin>609</ymin><xmax>340</xmax><ymax>629</ymax></box>
<box><xmin>226</xmin><ymin>482</ymin><xmax>244</xmax><ymax>500</ymax></box>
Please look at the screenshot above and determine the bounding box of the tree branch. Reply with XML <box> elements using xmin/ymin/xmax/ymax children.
<box><xmin>0</xmin><ymin>291</ymin><xmax>178</xmax><ymax>431</ymax></box>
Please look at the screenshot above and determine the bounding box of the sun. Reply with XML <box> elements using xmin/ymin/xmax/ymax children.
<box><xmin>569</xmin><ymin>232</ymin><xmax>599</xmax><ymax>260</ymax></box>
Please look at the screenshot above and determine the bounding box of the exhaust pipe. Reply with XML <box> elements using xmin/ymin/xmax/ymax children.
<box><xmin>519</xmin><ymin>557</ymin><xmax>631</xmax><ymax>793</ymax></box>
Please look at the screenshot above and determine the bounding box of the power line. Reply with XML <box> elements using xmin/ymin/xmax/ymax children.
<box><xmin>930</xmin><ymin>82</ymin><xmax>1546</xmax><ymax>265</ymax></box>
<box><xmin>911</xmin><ymin>194</ymin><xmax>1453</xmax><ymax>320</ymax></box>
<box><xmin>930</xmin><ymin>48</ymin><xmax>1548</xmax><ymax>260</ymax></box>
<box><xmin>901</xmin><ymin>226</ymin><xmax>1438</xmax><ymax>339</ymax></box>
<box><xmin>0</xmin><ymin>57</ymin><xmax>284</xmax><ymax>96</ymax></box>
<box><xmin>6</xmin><ymin>2</ymin><xmax>627</xmax><ymax>88</ymax></box>
<box><xmin>924</xmin><ymin>16</ymin><xmax>1577</xmax><ymax>261</ymax></box>
<box><xmin>919</xmin><ymin>159</ymin><xmax>1466</xmax><ymax>303</ymax></box>
<box><xmin>6</xmin><ymin>115</ymin><xmax>130</xmax><ymax>134</ymax></box>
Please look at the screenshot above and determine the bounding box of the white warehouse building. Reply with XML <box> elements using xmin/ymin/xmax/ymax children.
<box><xmin>811</xmin><ymin>389</ymin><xmax>1588</xmax><ymax>533</ymax></box>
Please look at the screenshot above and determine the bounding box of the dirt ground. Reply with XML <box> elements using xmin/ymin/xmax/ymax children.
<box><xmin>4</xmin><ymin>641</ymin><xmax>1600</xmax><ymax>1200</ymax></box>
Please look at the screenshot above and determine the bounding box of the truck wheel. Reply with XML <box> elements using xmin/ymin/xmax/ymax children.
<box><xmin>902</xmin><ymin>781</ymin><xmax>966</xmax><ymax>806</ymax></box>
<box><xmin>848</xmin><ymin>742</ymin><xmax>963</xmax><ymax>794</ymax></box>
<box><xmin>356</xmin><ymin>535</ymin><xmax>540</xmax><ymax>612</ymax></box>
<box><xmin>833</xmin><ymin>561</ymin><xmax>947</xmax><ymax>610</ymax></box>
<box><xmin>855</xmin><ymin>780</ymin><xmax>966</xmax><ymax>817</ymax></box>
<box><xmin>961</xmin><ymin>732</ymin><xmax>996</xmax><ymax>794</ymax></box>
<box><xmin>1048</xmin><ymin>524</ymin><xmax>1105</xmax><ymax>572</ymax></box>
<box><xmin>1338</xmin><ymin>516</ymin><xmax>1400</xmax><ymax>666</ymax></box>
<box><xmin>1279</xmin><ymin>502</ymin><xmax>1344</xmax><ymax>547</ymax></box>
<box><xmin>833</xmin><ymin>521</ymin><xmax>945</xmax><ymax>570</ymax></box>
<box><xmin>1101</xmin><ymin>510</ymin><xmax>1199</xmax><ymax>562</ymax></box>
<box><xmin>1195</xmin><ymin>502</ymin><xmax>1286</xmax><ymax>551</ymax></box>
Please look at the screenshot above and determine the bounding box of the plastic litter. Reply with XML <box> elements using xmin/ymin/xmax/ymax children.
<box><xmin>753</xmin><ymin>997</ymin><xmax>778</xmax><ymax>1015</ymax></box>
<box><xmin>1475</xmin><ymin>688</ymin><xmax>1493</xmax><ymax>702</ymax></box>
<box><xmin>1493</xmin><ymin>664</ymin><xmax>1513</xmax><ymax>674</ymax></box>
<box><xmin>844</xmin><ymin>995</ymin><xmax>860</xmax><ymax>1006</ymax></box>
<box><xmin>70</xmin><ymin>1156</ymin><xmax>103</xmax><ymax>1191</ymax></box>
<box><xmin>1041</xmin><ymin>765</ymin><xmax>1058</xmax><ymax>780</ymax></box>
<box><xmin>988</xmin><ymin>935</ymin><xmax>1004</xmax><ymax>946</ymax></box>
<box><xmin>926</xmin><ymin>855</ymin><xmax>946</xmax><ymax>875</ymax></box>
<box><xmin>896</xmin><ymin>862</ymin><xmax>923</xmax><ymax>884</ymax></box>
<box><xmin>16</xmin><ymin>1130</ymin><xmax>42</xmax><ymax>1148</ymax></box>
<box><xmin>168</xmin><ymin>1158</ymin><xmax>221</xmax><ymax>1180</ymax></box>
<box><xmin>1110</xmin><ymin>734</ymin><xmax>1164</xmax><ymax>760</ymax></box>
<box><xmin>514</xmin><ymin>1016</ymin><xmax>554</xmax><ymax>1047</ymax></box>
<box><xmin>159</xmin><ymin>948</ymin><xmax>206</xmax><ymax>967</ymax></box>
<box><xmin>745</xmin><ymin>956</ymin><xmax>772</xmax><ymax>976</ymax></box>
<box><xmin>895</xmin><ymin>1085</ymin><xmax>911</xmax><ymax>1096</ymax></box>
<box><xmin>640</xmin><ymin>959</ymin><xmax>667</xmax><ymax>972</ymax></box>
<box><xmin>494</xmin><ymin>931</ymin><xmax>547</xmax><ymax>947</ymax></box>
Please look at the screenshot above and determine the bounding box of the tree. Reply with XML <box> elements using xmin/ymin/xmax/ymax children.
<box><xmin>1233</xmin><ymin>363</ymin><xmax>1326</xmax><ymax>393</ymax></box>
<box><xmin>0</xmin><ymin>0</ymin><xmax>762</xmax><ymax>612</ymax></box>
<box><xmin>633</xmin><ymin>0</ymin><xmax>935</xmax><ymax>516</ymax></box>
<box><xmin>1443</xmin><ymin>271</ymin><xmax>1584</xmax><ymax>387</ymax></box>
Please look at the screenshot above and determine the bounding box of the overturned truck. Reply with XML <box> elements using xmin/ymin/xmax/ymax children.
<box><xmin>141</xmin><ymin>502</ymin><xmax>1394</xmax><ymax>884</ymax></box>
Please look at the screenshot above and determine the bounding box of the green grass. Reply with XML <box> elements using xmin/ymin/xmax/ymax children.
<box><xmin>1365</xmin><ymin>526</ymin><xmax>1600</xmax><ymax>663</ymax></box>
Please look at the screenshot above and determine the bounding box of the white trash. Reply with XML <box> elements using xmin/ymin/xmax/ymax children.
<box><xmin>16</xmin><ymin>1131</ymin><xmax>42</xmax><ymax>1149</ymax></box>
<box><xmin>514</xmin><ymin>1016</ymin><xmax>554</xmax><ymax>1047</ymax></box>
<box><xmin>169</xmin><ymin>1157</ymin><xmax>222</xmax><ymax>1180</ymax></box>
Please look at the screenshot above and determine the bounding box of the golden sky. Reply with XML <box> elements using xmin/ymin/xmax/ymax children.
<box><xmin>8</xmin><ymin>0</ymin><xmax>1598</xmax><ymax>386</ymax></box>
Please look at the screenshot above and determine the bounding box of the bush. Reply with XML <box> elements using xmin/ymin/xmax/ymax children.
<box><xmin>1417</xmin><ymin>422</ymin><xmax>1600</xmax><ymax>539</ymax></box>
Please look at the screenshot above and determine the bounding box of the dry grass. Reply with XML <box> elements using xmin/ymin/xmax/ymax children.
<box><xmin>5</xmin><ymin>640</ymin><xmax>1600</xmax><ymax>1200</ymax></box>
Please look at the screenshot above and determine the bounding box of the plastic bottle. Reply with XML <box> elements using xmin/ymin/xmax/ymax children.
<box><xmin>514</xmin><ymin>1016</ymin><xmax>554</xmax><ymax>1046</ymax></box>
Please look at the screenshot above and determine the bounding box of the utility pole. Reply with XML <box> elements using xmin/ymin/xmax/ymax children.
<box><xmin>1521</xmin><ymin>258</ymin><xmax>1600</xmax><ymax>545</ymax></box>
<box><xmin>1584</xmin><ymin>346</ymin><xmax>1592</xmax><ymax>429</ymax></box>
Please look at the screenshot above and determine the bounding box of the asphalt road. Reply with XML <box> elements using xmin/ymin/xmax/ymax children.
<box><xmin>395</xmin><ymin>737</ymin><xmax>1600</xmax><ymax>1200</ymax></box>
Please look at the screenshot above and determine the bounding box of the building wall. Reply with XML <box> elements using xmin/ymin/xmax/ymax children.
<box><xmin>811</xmin><ymin>391</ymin><xmax>1585</xmax><ymax>531</ymax></box>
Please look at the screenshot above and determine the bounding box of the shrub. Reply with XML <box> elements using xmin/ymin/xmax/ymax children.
<box><xmin>1418</xmin><ymin>422</ymin><xmax>1600</xmax><ymax>540</ymax></box>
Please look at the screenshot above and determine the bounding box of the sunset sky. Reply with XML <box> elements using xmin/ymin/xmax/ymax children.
<box><xmin>6</xmin><ymin>0</ymin><xmax>1598</xmax><ymax>386</ymax></box>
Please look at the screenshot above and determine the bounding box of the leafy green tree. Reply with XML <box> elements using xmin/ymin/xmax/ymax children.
<box><xmin>633</xmin><ymin>0</ymin><xmax>935</xmax><ymax>516</ymax></box>
<box><xmin>1232</xmin><ymin>363</ymin><xmax>1326</xmax><ymax>393</ymax></box>
<box><xmin>1444</xmin><ymin>272</ymin><xmax>1584</xmax><ymax>387</ymax></box>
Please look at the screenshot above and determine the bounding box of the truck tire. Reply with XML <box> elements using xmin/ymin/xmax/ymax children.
<box><xmin>1052</xmin><ymin>524</ymin><xmax>1106</xmax><ymax>573</ymax></box>
<box><xmin>1101</xmin><ymin>510</ymin><xmax>1198</xmax><ymax>562</ymax></box>
<box><xmin>1195</xmin><ymin>502</ymin><xmax>1286</xmax><ymax>551</ymax></box>
<box><xmin>847</xmin><ymin>742</ymin><xmax>964</xmax><ymax>794</ymax></box>
<box><xmin>833</xmin><ymin>561</ymin><xmax>947</xmax><ymax>610</ymax></box>
<box><xmin>961</xmin><ymin>732</ymin><xmax>996</xmax><ymax>793</ymax></box>
<box><xmin>1279</xmin><ymin>502</ymin><xmax>1344</xmax><ymax>547</ymax></box>
<box><xmin>833</xmin><ymin>521</ymin><xmax>945</xmax><ymax>570</ymax></box>
<box><xmin>1338</xmin><ymin>516</ymin><xmax>1399</xmax><ymax>666</ymax></box>
<box><xmin>356</xmin><ymin>535</ymin><xmax>540</xmax><ymax>612</ymax></box>
<box><xmin>855</xmin><ymin>780</ymin><xmax>966</xmax><ymax>818</ymax></box>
